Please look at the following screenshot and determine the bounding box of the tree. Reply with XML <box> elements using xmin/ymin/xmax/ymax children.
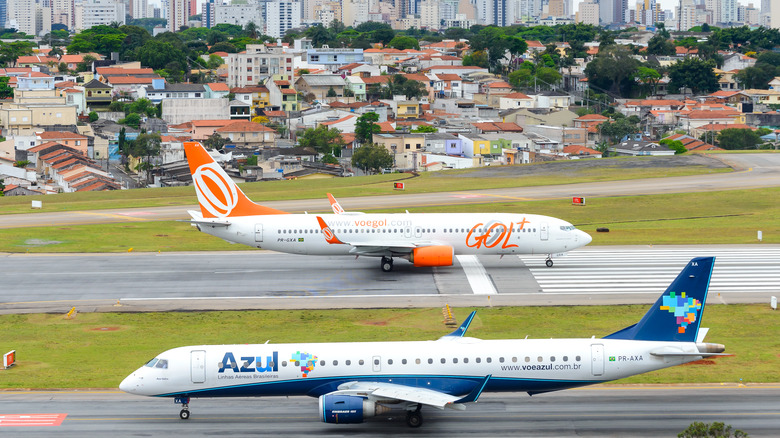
<box><xmin>244</xmin><ymin>21</ymin><xmax>258</xmax><ymax>40</ymax></box>
<box><xmin>351</xmin><ymin>143</ymin><xmax>393</xmax><ymax>174</ymax></box>
<box><xmin>203</xmin><ymin>132</ymin><xmax>229</xmax><ymax>150</ymax></box>
<box><xmin>678</xmin><ymin>421</ymin><xmax>748</xmax><ymax>438</ymax></box>
<box><xmin>659</xmin><ymin>138</ymin><xmax>686</xmax><ymax>154</ymax></box>
<box><xmin>411</xmin><ymin>125</ymin><xmax>437</xmax><ymax>133</ymax></box>
<box><xmin>119</xmin><ymin>113</ymin><xmax>141</xmax><ymax>129</ymax></box>
<box><xmin>717</xmin><ymin>128</ymin><xmax>764</xmax><ymax>150</ymax></box>
<box><xmin>599</xmin><ymin>117</ymin><xmax>641</xmax><ymax>144</ymax></box>
<box><xmin>668</xmin><ymin>57</ymin><xmax>719</xmax><ymax>95</ymax></box>
<box><xmin>401</xmin><ymin>80</ymin><xmax>427</xmax><ymax>100</ymax></box>
<box><xmin>355</xmin><ymin>112</ymin><xmax>381</xmax><ymax>145</ymax></box>
<box><xmin>388</xmin><ymin>35</ymin><xmax>419</xmax><ymax>50</ymax></box>
<box><xmin>462</xmin><ymin>50</ymin><xmax>488</xmax><ymax>68</ymax></box>
<box><xmin>297</xmin><ymin>125</ymin><xmax>345</xmax><ymax>156</ymax></box>
<box><xmin>209</xmin><ymin>41</ymin><xmax>238</xmax><ymax>53</ymax></box>
<box><xmin>535</xmin><ymin>67</ymin><xmax>562</xmax><ymax>87</ymax></box>
<box><xmin>0</xmin><ymin>77</ymin><xmax>14</xmax><ymax>99</ymax></box>
<box><xmin>136</xmin><ymin>40</ymin><xmax>188</xmax><ymax>72</ymax></box>
<box><xmin>88</xmin><ymin>111</ymin><xmax>99</xmax><ymax>122</ymax></box>
<box><xmin>129</xmin><ymin>133</ymin><xmax>162</xmax><ymax>184</ymax></box>
<box><xmin>0</xmin><ymin>41</ymin><xmax>35</xmax><ymax>67</ymax></box>
<box><xmin>635</xmin><ymin>66</ymin><xmax>662</xmax><ymax>95</ymax></box>
<box><xmin>326</xmin><ymin>86</ymin><xmax>337</xmax><ymax>98</ymax></box>
<box><xmin>646</xmin><ymin>33</ymin><xmax>676</xmax><ymax>56</ymax></box>
<box><xmin>584</xmin><ymin>46</ymin><xmax>641</xmax><ymax>97</ymax></box>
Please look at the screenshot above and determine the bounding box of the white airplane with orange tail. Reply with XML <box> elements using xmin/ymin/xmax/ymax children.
<box><xmin>183</xmin><ymin>141</ymin><xmax>592</xmax><ymax>272</ymax></box>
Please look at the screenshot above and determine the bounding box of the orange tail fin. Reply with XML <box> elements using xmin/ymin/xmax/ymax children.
<box><xmin>316</xmin><ymin>216</ymin><xmax>345</xmax><ymax>244</ymax></box>
<box><xmin>184</xmin><ymin>141</ymin><xmax>288</xmax><ymax>218</ymax></box>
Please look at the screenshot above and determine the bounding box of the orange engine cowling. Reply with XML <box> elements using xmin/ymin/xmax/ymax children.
<box><xmin>411</xmin><ymin>246</ymin><xmax>454</xmax><ymax>267</ymax></box>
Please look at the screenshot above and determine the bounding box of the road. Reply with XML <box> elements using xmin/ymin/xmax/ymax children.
<box><xmin>0</xmin><ymin>385</ymin><xmax>777</xmax><ymax>436</ymax></box>
<box><xmin>2</xmin><ymin>245</ymin><xmax>778</xmax><ymax>314</ymax></box>
<box><xmin>1</xmin><ymin>153</ymin><xmax>779</xmax><ymax>229</ymax></box>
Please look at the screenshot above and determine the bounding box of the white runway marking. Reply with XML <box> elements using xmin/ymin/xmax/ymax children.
<box><xmin>456</xmin><ymin>255</ymin><xmax>497</xmax><ymax>295</ymax></box>
<box><xmin>520</xmin><ymin>248</ymin><xmax>780</xmax><ymax>295</ymax></box>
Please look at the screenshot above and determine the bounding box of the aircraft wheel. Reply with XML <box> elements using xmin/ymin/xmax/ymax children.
<box><xmin>381</xmin><ymin>257</ymin><xmax>393</xmax><ymax>272</ymax></box>
<box><xmin>406</xmin><ymin>411</ymin><xmax>423</xmax><ymax>428</ymax></box>
<box><xmin>179</xmin><ymin>409</ymin><xmax>190</xmax><ymax>420</ymax></box>
<box><xmin>546</xmin><ymin>259</ymin><xmax>553</xmax><ymax>267</ymax></box>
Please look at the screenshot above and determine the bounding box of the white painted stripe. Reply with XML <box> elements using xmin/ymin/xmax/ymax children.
<box><xmin>456</xmin><ymin>255</ymin><xmax>497</xmax><ymax>295</ymax></box>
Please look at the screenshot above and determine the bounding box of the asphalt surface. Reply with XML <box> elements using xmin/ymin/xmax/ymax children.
<box><xmin>1</xmin><ymin>385</ymin><xmax>777</xmax><ymax>436</ymax></box>
<box><xmin>2</xmin><ymin>245</ymin><xmax>778</xmax><ymax>314</ymax></box>
<box><xmin>1</xmin><ymin>153</ymin><xmax>779</xmax><ymax>229</ymax></box>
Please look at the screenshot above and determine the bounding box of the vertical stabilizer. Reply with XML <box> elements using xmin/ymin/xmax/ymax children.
<box><xmin>184</xmin><ymin>142</ymin><xmax>288</xmax><ymax>218</ymax></box>
<box><xmin>604</xmin><ymin>257</ymin><xmax>715</xmax><ymax>342</ymax></box>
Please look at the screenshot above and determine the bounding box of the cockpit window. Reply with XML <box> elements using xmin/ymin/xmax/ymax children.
<box><xmin>145</xmin><ymin>358</ymin><xmax>158</xmax><ymax>367</ymax></box>
<box><xmin>155</xmin><ymin>359</ymin><xmax>169</xmax><ymax>369</ymax></box>
<box><xmin>560</xmin><ymin>226</ymin><xmax>576</xmax><ymax>231</ymax></box>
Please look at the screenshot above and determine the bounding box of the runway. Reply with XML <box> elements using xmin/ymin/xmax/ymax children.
<box><xmin>1</xmin><ymin>154</ymin><xmax>779</xmax><ymax>230</ymax></box>
<box><xmin>2</xmin><ymin>245</ymin><xmax>778</xmax><ymax>314</ymax></box>
<box><xmin>0</xmin><ymin>385</ymin><xmax>777</xmax><ymax>436</ymax></box>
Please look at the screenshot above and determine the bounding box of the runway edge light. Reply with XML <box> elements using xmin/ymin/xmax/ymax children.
<box><xmin>771</xmin><ymin>296</ymin><xmax>777</xmax><ymax>311</ymax></box>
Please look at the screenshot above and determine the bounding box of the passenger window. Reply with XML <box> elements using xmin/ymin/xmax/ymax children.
<box><xmin>333</xmin><ymin>360</ymin><xmax>338</xmax><ymax>366</ymax></box>
<box><xmin>453</xmin><ymin>358</ymin><xmax>458</xmax><ymax>364</ymax></box>
<box><xmin>402</xmin><ymin>359</ymin><xmax>407</xmax><ymax>365</ymax></box>
<box><xmin>563</xmin><ymin>356</ymin><xmax>568</xmax><ymax>362</ymax></box>
<box><xmin>550</xmin><ymin>356</ymin><xmax>555</xmax><ymax>362</ymax></box>
<box><xmin>499</xmin><ymin>357</ymin><xmax>505</xmax><ymax>363</ymax></box>
<box><xmin>388</xmin><ymin>359</ymin><xmax>393</xmax><ymax>365</ymax></box>
<box><xmin>463</xmin><ymin>358</ymin><xmax>469</xmax><ymax>363</ymax></box>
<box><xmin>346</xmin><ymin>360</ymin><xmax>351</xmax><ymax>366</ymax></box>
<box><xmin>525</xmin><ymin>357</ymin><xmax>530</xmax><ymax>362</ymax></box>
<box><xmin>320</xmin><ymin>360</ymin><xmax>325</xmax><ymax>366</ymax></box>
<box><xmin>476</xmin><ymin>358</ymin><xmax>481</xmax><ymax>363</ymax></box>
<box><xmin>374</xmin><ymin>359</ymin><xmax>379</xmax><ymax>365</ymax></box>
<box><xmin>415</xmin><ymin>359</ymin><xmax>421</xmax><ymax>364</ymax></box>
<box><xmin>486</xmin><ymin>358</ymin><xmax>492</xmax><ymax>363</ymax></box>
<box><xmin>282</xmin><ymin>361</ymin><xmax>287</xmax><ymax>367</ymax></box>
<box><xmin>428</xmin><ymin>358</ymin><xmax>433</xmax><ymax>364</ymax></box>
<box><xmin>295</xmin><ymin>361</ymin><xmax>300</xmax><ymax>366</ymax></box>
<box><xmin>576</xmin><ymin>356</ymin><xmax>581</xmax><ymax>361</ymax></box>
<box><xmin>440</xmin><ymin>358</ymin><xmax>446</xmax><ymax>364</ymax></box>
<box><xmin>537</xmin><ymin>356</ymin><xmax>543</xmax><ymax>362</ymax></box>
<box><xmin>512</xmin><ymin>357</ymin><xmax>517</xmax><ymax>363</ymax></box>
<box><xmin>359</xmin><ymin>360</ymin><xmax>364</xmax><ymax>365</ymax></box>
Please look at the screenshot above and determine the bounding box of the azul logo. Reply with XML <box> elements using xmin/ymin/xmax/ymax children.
<box><xmin>660</xmin><ymin>291</ymin><xmax>702</xmax><ymax>334</ymax></box>
<box><xmin>218</xmin><ymin>352</ymin><xmax>278</xmax><ymax>373</ymax></box>
<box><xmin>466</xmin><ymin>219</ymin><xmax>528</xmax><ymax>249</ymax></box>
<box><xmin>193</xmin><ymin>162</ymin><xmax>238</xmax><ymax>218</ymax></box>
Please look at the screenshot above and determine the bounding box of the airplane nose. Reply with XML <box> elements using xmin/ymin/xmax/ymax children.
<box><xmin>119</xmin><ymin>374</ymin><xmax>137</xmax><ymax>394</ymax></box>
<box><xmin>580</xmin><ymin>230</ymin><xmax>592</xmax><ymax>245</ymax></box>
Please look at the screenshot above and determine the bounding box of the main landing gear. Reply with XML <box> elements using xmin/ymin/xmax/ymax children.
<box><xmin>175</xmin><ymin>396</ymin><xmax>190</xmax><ymax>420</ymax></box>
<box><xmin>381</xmin><ymin>256</ymin><xmax>394</xmax><ymax>272</ymax></box>
<box><xmin>405</xmin><ymin>404</ymin><xmax>423</xmax><ymax>428</ymax></box>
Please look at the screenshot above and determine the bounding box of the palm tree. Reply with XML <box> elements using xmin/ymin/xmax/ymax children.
<box><xmin>245</xmin><ymin>22</ymin><xmax>258</xmax><ymax>40</ymax></box>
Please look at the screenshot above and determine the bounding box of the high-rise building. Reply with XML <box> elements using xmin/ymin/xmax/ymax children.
<box><xmin>6</xmin><ymin>0</ymin><xmax>36</xmax><ymax>34</ymax></box>
<box><xmin>721</xmin><ymin>0</ymin><xmax>737</xmax><ymax>24</ymax></box>
<box><xmin>576</xmin><ymin>0</ymin><xmax>599</xmax><ymax>25</ymax></box>
<box><xmin>131</xmin><ymin>0</ymin><xmax>149</xmax><ymax>18</ymax></box>
<box><xmin>772</xmin><ymin>0</ymin><xmax>780</xmax><ymax>28</ymax></box>
<box><xmin>548</xmin><ymin>0</ymin><xmax>563</xmax><ymax>16</ymax></box>
<box><xmin>77</xmin><ymin>0</ymin><xmax>125</xmax><ymax>31</ymax></box>
<box><xmin>168</xmin><ymin>0</ymin><xmax>189</xmax><ymax>32</ymax></box>
<box><xmin>265</xmin><ymin>1</ymin><xmax>300</xmax><ymax>38</ymax></box>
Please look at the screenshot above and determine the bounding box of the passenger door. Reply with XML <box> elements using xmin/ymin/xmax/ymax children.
<box><xmin>191</xmin><ymin>350</ymin><xmax>206</xmax><ymax>384</ymax></box>
<box><xmin>590</xmin><ymin>344</ymin><xmax>604</xmax><ymax>377</ymax></box>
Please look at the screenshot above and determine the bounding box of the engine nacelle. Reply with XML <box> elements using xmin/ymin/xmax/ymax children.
<box><xmin>410</xmin><ymin>245</ymin><xmax>454</xmax><ymax>267</ymax></box>
<box><xmin>319</xmin><ymin>394</ymin><xmax>387</xmax><ymax>424</ymax></box>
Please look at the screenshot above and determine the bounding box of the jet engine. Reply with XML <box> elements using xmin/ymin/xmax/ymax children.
<box><xmin>409</xmin><ymin>245</ymin><xmax>454</xmax><ymax>267</ymax></box>
<box><xmin>318</xmin><ymin>394</ymin><xmax>390</xmax><ymax>424</ymax></box>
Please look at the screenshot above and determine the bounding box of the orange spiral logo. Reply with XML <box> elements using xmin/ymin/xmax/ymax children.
<box><xmin>193</xmin><ymin>163</ymin><xmax>238</xmax><ymax>218</ymax></box>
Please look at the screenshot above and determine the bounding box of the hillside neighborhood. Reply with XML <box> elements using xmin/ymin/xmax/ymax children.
<box><xmin>2</xmin><ymin>21</ymin><xmax>780</xmax><ymax>196</ymax></box>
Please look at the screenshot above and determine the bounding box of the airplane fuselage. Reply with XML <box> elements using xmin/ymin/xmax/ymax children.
<box><xmin>121</xmin><ymin>337</ymin><xmax>698</xmax><ymax>399</ymax></box>
<box><xmin>196</xmin><ymin>213</ymin><xmax>590</xmax><ymax>257</ymax></box>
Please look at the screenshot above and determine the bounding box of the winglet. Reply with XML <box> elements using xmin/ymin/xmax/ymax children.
<box><xmin>327</xmin><ymin>193</ymin><xmax>345</xmax><ymax>214</ymax></box>
<box><xmin>316</xmin><ymin>216</ymin><xmax>345</xmax><ymax>245</ymax></box>
<box><xmin>444</xmin><ymin>311</ymin><xmax>477</xmax><ymax>338</ymax></box>
<box><xmin>455</xmin><ymin>375</ymin><xmax>491</xmax><ymax>404</ymax></box>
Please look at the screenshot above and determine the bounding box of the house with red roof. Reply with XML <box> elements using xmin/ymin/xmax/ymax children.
<box><xmin>563</xmin><ymin>145</ymin><xmax>602</xmax><ymax>159</ymax></box>
<box><xmin>190</xmin><ymin>119</ymin><xmax>240</xmax><ymax>140</ymax></box>
<box><xmin>36</xmin><ymin>131</ymin><xmax>89</xmax><ymax>156</ymax></box>
<box><xmin>215</xmin><ymin>121</ymin><xmax>277</xmax><ymax>148</ymax></box>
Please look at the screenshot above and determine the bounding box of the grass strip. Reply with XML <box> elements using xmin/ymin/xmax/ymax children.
<box><xmin>0</xmin><ymin>161</ymin><xmax>728</xmax><ymax>215</ymax></box>
<box><xmin>1</xmin><ymin>187</ymin><xmax>777</xmax><ymax>253</ymax></box>
<box><xmin>0</xmin><ymin>305</ymin><xmax>774</xmax><ymax>389</ymax></box>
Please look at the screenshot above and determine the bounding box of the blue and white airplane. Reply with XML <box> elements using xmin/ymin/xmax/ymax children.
<box><xmin>120</xmin><ymin>257</ymin><xmax>725</xmax><ymax>427</ymax></box>
<box><xmin>182</xmin><ymin>141</ymin><xmax>591</xmax><ymax>271</ymax></box>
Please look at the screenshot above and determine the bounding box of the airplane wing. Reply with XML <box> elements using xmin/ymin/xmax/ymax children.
<box><xmin>329</xmin><ymin>377</ymin><xmax>490</xmax><ymax>411</ymax></box>
<box><xmin>315</xmin><ymin>216</ymin><xmax>431</xmax><ymax>256</ymax></box>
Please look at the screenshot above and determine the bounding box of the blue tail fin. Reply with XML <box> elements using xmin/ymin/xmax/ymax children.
<box><xmin>604</xmin><ymin>257</ymin><xmax>714</xmax><ymax>342</ymax></box>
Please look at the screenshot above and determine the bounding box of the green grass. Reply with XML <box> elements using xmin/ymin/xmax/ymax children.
<box><xmin>0</xmin><ymin>305</ymin><xmax>774</xmax><ymax>389</ymax></box>
<box><xmin>1</xmin><ymin>187</ymin><xmax>777</xmax><ymax>252</ymax></box>
<box><xmin>0</xmin><ymin>159</ymin><xmax>729</xmax><ymax>215</ymax></box>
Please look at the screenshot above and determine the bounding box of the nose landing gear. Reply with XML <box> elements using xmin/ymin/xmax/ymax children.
<box><xmin>175</xmin><ymin>396</ymin><xmax>191</xmax><ymax>420</ymax></box>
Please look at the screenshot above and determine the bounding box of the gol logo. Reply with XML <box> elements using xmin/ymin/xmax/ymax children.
<box><xmin>322</xmin><ymin>226</ymin><xmax>336</xmax><ymax>241</ymax></box>
<box><xmin>466</xmin><ymin>219</ymin><xmax>528</xmax><ymax>249</ymax></box>
<box><xmin>193</xmin><ymin>163</ymin><xmax>238</xmax><ymax>218</ymax></box>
